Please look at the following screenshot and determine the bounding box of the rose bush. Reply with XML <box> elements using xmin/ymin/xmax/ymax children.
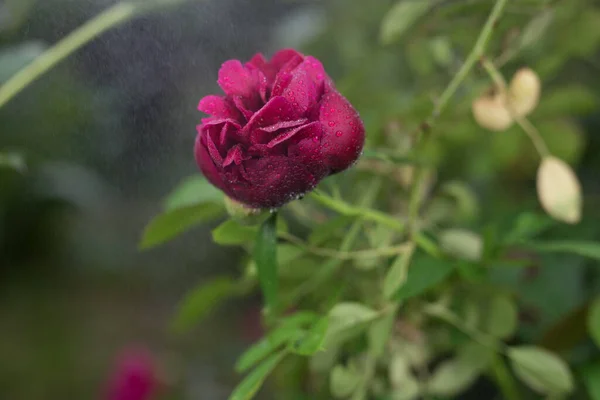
<box><xmin>194</xmin><ymin>49</ymin><xmax>365</xmax><ymax>209</ymax></box>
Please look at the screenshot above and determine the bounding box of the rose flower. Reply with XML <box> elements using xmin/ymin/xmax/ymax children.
<box><xmin>195</xmin><ymin>49</ymin><xmax>365</xmax><ymax>209</ymax></box>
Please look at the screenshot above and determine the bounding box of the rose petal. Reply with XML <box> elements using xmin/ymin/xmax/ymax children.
<box><xmin>194</xmin><ymin>135</ymin><xmax>228</xmax><ymax>192</ymax></box>
<box><xmin>223</xmin><ymin>144</ymin><xmax>248</xmax><ymax>167</ymax></box>
<box><xmin>217</xmin><ymin>60</ymin><xmax>256</xmax><ymax>98</ymax></box>
<box><xmin>198</xmin><ymin>95</ymin><xmax>241</xmax><ymax>121</ymax></box>
<box><xmin>245</xmin><ymin>96</ymin><xmax>300</xmax><ymax>140</ymax></box>
<box><xmin>232</xmin><ymin>95</ymin><xmax>255</xmax><ymax>121</ymax></box>
<box><xmin>231</xmin><ymin>156</ymin><xmax>318</xmax><ymax>208</ymax></box>
<box><xmin>318</xmin><ymin>90</ymin><xmax>365</xmax><ymax>172</ymax></box>
<box><xmin>282</xmin><ymin>64</ymin><xmax>318</xmax><ymax>114</ymax></box>
<box><xmin>268</xmin><ymin>121</ymin><xmax>320</xmax><ymax>148</ymax></box>
<box><xmin>270</xmin><ymin>49</ymin><xmax>304</xmax><ymax>73</ymax></box>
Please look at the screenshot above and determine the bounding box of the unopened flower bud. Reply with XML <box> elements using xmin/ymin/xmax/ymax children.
<box><xmin>536</xmin><ymin>156</ymin><xmax>582</xmax><ymax>224</ymax></box>
<box><xmin>508</xmin><ymin>67</ymin><xmax>541</xmax><ymax>117</ymax></box>
<box><xmin>472</xmin><ymin>91</ymin><xmax>513</xmax><ymax>131</ymax></box>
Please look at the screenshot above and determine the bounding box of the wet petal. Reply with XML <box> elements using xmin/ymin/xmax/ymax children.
<box><xmin>198</xmin><ymin>95</ymin><xmax>241</xmax><ymax>120</ymax></box>
<box><xmin>217</xmin><ymin>60</ymin><xmax>256</xmax><ymax>98</ymax></box>
<box><xmin>318</xmin><ymin>90</ymin><xmax>365</xmax><ymax>172</ymax></box>
<box><xmin>268</xmin><ymin>121</ymin><xmax>320</xmax><ymax>148</ymax></box>
<box><xmin>194</xmin><ymin>135</ymin><xmax>228</xmax><ymax>192</ymax></box>
<box><xmin>231</xmin><ymin>156</ymin><xmax>318</xmax><ymax>208</ymax></box>
<box><xmin>245</xmin><ymin>96</ymin><xmax>300</xmax><ymax>140</ymax></box>
<box><xmin>223</xmin><ymin>144</ymin><xmax>248</xmax><ymax>167</ymax></box>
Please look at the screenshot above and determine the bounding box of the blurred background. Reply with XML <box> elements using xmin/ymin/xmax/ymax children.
<box><xmin>0</xmin><ymin>0</ymin><xmax>599</xmax><ymax>399</ymax></box>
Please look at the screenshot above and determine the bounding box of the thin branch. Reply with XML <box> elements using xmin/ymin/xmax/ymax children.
<box><xmin>278</xmin><ymin>231</ymin><xmax>412</xmax><ymax>261</ymax></box>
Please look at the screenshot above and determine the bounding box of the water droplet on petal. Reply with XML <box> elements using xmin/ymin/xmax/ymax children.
<box><xmin>328</xmin><ymin>121</ymin><xmax>336</xmax><ymax>127</ymax></box>
<box><xmin>336</xmin><ymin>131</ymin><xmax>343</xmax><ymax>137</ymax></box>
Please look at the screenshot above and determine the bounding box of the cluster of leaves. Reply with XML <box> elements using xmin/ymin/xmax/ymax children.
<box><xmin>142</xmin><ymin>0</ymin><xmax>600</xmax><ymax>399</ymax></box>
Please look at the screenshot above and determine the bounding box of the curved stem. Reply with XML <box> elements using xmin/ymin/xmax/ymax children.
<box><xmin>0</xmin><ymin>2</ymin><xmax>140</xmax><ymax>109</ymax></box>
<box><xmin>278</xmin><ymin>231</ymin><xmax>412</xmax><ymax>260</ymax></box>
<box><xmin>426</xmin><ymin>0</ymin><xmax>509</xmax><ymax>125</ymax></box>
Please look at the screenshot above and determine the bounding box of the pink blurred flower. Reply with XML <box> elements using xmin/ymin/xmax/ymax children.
<box><xmin>195</xmin><ymin>49</ymin><xmax>365</xmax><ymax>209</ymax></box>
<box><xmin>105</xmin><ymin>347</ymin><xmax>157</xmax><ymax>400</ymax></box>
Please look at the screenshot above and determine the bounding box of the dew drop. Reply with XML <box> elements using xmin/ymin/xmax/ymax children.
<box><xmin>336</xmin><ymin>131</ymin><xmax>343</xmax><ymax>137</ymax></box>
<box><xmin>328</xmin><ymin>121</ymin><xmax>336</xmax><ymax>127</ymax></box>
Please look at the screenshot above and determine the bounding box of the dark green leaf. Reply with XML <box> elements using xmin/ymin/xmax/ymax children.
<box><xmin>522</xmin><ymin>241</ymin><xmax>600</xmax><ymax>260</ymax></box>
<box><xmin>290</xmin><ymin>317</ymin><xmax>329</xmax><ymax>355</ymax></box>
<box><xmin>581</xmin><ymin>362</ymin><xmax>600</xmax><ymax>400</ymax></box>
<box><xmin>212</xmin><ymin>219</ymin><xmax>257</xmax><ymax>245</ymax></box>
<box><xmin>229</xmin><ymin>350</ymin><xmax>287</xmax><ymax>400</ymax></box>
<box><xmin>485</xmin><ymin>295</ymin><xmax>518</xmax><ymax>339</ymax></box>
<box><xmin>254</xmin><ymin>213</ymin><xmax>279</xmax><ymax>314</ymax></box>
<box><xmin>236</xmin><ymin>326</ymin><xmax>302</xmax><ymax>373</ymax></box>
<box><xmin>392</xmin><ymin>255</ymin><xmax>453</xmax><ymax>301</ymax></box>
<box><xmin>380</xmin><ymin>0</ymin><xmax>437</xmax><ymax>44</ymax></box>
<box><xmin>503</xmin><ymin>212</ymin><xmax>555</xmax><ymax>244</ymax></box>
<box><xmin>164</xmin><ymin>175</ymin><xmax>223</xmax><ymax>211</ymax></box>
<box><xmin>588</xmin><ymin>297</ymin><xmax>600</xmax><ymax>348</ymax></box>
<box><xmin>170</xmin><ymin>277</ymin><xmax>236</xmax><ymax>334</ymax></box>
<box><xmin>139</xmin><ymin>203</ymin><xmax>224</xmax><ymax>249</ymax></box>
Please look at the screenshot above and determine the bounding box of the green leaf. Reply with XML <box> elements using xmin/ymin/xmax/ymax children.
<box><xmin>170</xmin><ymin>276</ymin><xmax>236</xmax><ymax>334</ymax></box>
<box><xmin>519</xmin><ymin>9</ymin><xmax>554</xmax><ymax>50</ymax></box>
<box><xmin>278</xmin><ymin>311</ymin><xmax>320</xmax><ymax>329</ymax></box>
<box><xmin>212</xmin><ymin>219</ymin><xmax>257</xmax><ymax>245</ymax></box>
<box><xmin>324</xmin><ymin>302</ymin><xmax>379</xmax><ymax>347</ymax></box>
<box><xmin>508</xmin><ymin>346</ymin><xmax>574</xmax><ymax>395</ymax></box>
<box><xmin>392</xmin><ymin>255</ymin><xmax>453</xmax><ymax>301</ymax></box>
<box><xmin>368</xmin><ymin>308</ymin><xmax>397</xmax><ymax>358</ymax></box>
<box><xmin>229</xmin><ymin>350</ymin><xmax>287</xmax><ymax>400</ymax></box>
<box><xmin>380</xmin><ymin>0</ymin><xmax>437</xmax><ymax>44</ymax></box>
<box><xmin>503</xmin><ymin>212</ymin><xmax>555</xmax><ymax>244</ymax></box>
<box><xmin>522</xmin><ymin>240</ymin><xmax>600</xmax><ymax>260</ymax></box>
<box><xmin>330</xmin><ymin>364</ymin><xmax>360</xmax><ymax>398</ymax></box>
<box><xmin>485</xmin><ymin>295</ymin><xmax>518</xmax><ymax>339</ymax></box>
<box><xmin>236</xmin><ymin>325</ymin><xmax>302</xmax><ymax>373</ymax></box>
<box><xmin>139</xmin><ymin>203</ymin><xmax>224</xmax><ymax>249</ymax></box>
<box><xmin>588</xmin><ymin>297</ymin><xmax>600</xmax><ymax>348</ymax></box>
<box><xmin>164</xmin><ymin>175</ymin><xmax>223</xmax><ymax>211</ymax></box>
<box><xmin>290</xmin><ymin>317</ymin><xmax>329</xmax><ymax>356</ymax></box>
<box><xmin>0</xmin><ymin>151</ymin><xmax>26</xmax><ymax>172</ymax></box>
<box><xmin>429</xmin><ymin>342</ymin><xmax>493</xmax><ymax>396</ymax></box>
<box><xmin>254</xmin><ymin>214</ymin><xmax>279</xmax><ymax>314</ymax></box>
<box><xmin>439</xmin><ymin>229</ymin><xmax>483</xmax><ymax>262</ymax></box>
<box><xmin>384</xmin><ymin>244</ymin><xmax>415</xmax><ymax>299</ymax></box>
<box><xmin>581</xmin><ymin>362</ymin><xmax>600</xmax><ymax>400</ymax></box>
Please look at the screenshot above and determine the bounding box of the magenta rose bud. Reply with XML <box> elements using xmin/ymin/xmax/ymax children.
<box><xmin>195</xmin><ymin>49</ymin><xmax>365</xmax><ymax>209</ymax></box>
<box><xmin>105</xmin><ymin>347</ymin><xmax>157</xmax><ymax>400</ymax></box>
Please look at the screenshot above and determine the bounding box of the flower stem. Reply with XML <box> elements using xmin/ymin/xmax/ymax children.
<box><xmin>491</xmin><ymin>353</ymin><xmax>522</xmax><ymax>400</ymax></box>
<box><xmin>426</xmin><ymin>0</ymin><xmax>509</xmax><ymax>125</ymax></box>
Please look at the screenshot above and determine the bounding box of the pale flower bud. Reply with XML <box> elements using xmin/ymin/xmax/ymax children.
<box><xmin>536</xmin><ymin>156</ymin><xmax>582</xmax><ymax>224</ymax></box>
<box><xmin>472</xmin><ymin>91</ymin><xmax>513</xmax><ymax>131</ymax></box>
<box><xmin>508</xmin><ymin>67</ymin><xmax>541</xmax><ymax>117</ymax></box>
